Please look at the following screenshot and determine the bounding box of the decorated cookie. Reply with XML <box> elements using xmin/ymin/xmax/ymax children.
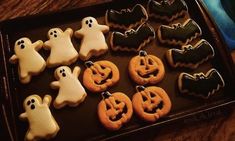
<box><xmin>158</xmin><ymin>19</ymin><xmax>202</xmax><ymax>46</ymax></box>
<box><xmin>132</xmin><ymin>86</ymin><xmax>171</xmax><ymax>122</ymax></box>
<box><xmin>105</xmin><ymin>4</ymin><xmax>148</xmax><ymax>30</ymax></box>
<box><xmin>98</xmin><ymin>91</ymin><xmax>133</xmax><ymax>131</ymax></box>
<box><xmin>147</xmin><ymin>0</ymin><xmax>188</xmax><ymax>22</ymax></box>
<box><xmin>74</xmin><ymin>17</ymin><xmax>109</xmax><ymax>61</ymax></box>
<box><xmin>9</xmin><ymin>37</ymin><xmax>46</xmax><ymax>84</ymax></box>
<box><xmin>44</xmin><ymin>28</ymin><xmax>78</xmax><ymax>68</ymax></box>
<box><xmin>178</xmin><ymin>68</ymin><xmax>225</xmax><ymax>99</ymax></box>
<box><xmin>50</xmin><ymin>66</ymin><xmax>87</xmax><ymax>109</ymax></box>
<box><xmin>83</xmin><ymin>61</ymin><xmax>119</xmax><ymax>93</ymax></box>
<box><xmin>166</xmin><ymin>39</ymin><xmax>215</xmax><ymax>69</ymax></box>
<box><xmin>129</xmin><ymin>50</ymin><xmax>165</xmax><ymax>85</ymax></box>
<box><xmin>110</xmin><ymin>23</ymin><xmax>155</xmax><ymax>52</ymax></box>
<box><xmin>19</xmin><ymin>95</ymin><xmax>59</xmax><ymax>141</ymax></box>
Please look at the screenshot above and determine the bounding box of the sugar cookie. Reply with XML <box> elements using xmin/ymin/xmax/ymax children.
<box><xmin>166</xmin><ymin>39</ymin><xmax>215</xmax><ymax>69</ymax></box>
<box><xmin>105</xmin><ymin>4</ymin><xmax>148</xmax><ymax>30</ymax></box>
<box><xmin>98</xmin><ymin>91</ymin><xmax>133</xmax><ymax>131</ymax></box>
<box><xmin>132</xmin><ymin>86</ymin><xmax>171</xmax><ymax>122</ymax></box>
<box><xmin>19</xmin><ymin>95</ymin><xmax>59</xmax><ymax>141</ymax></box>
<box><xmin>158</xmin><ymin>19</ymin><xmax>202</xmax><ymax>46</ymax></box>
<box><xmin>178</xmin><ymin>68</ymin><xmax>225</xmax><ymax>99</ymax></box>
<box><xmin>44</xmin><ymin>28</ymin><xmax>78</xmax><ymax>67</ymax></box>
<box><xmin>147</xmin><ymin>0</ymin><xmax>188</xmax><ymax>22</ymax></box>
<box><xmin>74</xmin><ymin>17</ymin><xmax>109</xmax><ymax>61</ymax></box>
<box><xmin>129</xmin><ymin>50</ymin><xmax>165</xmax><ymax>85</ymax></box>
<box><xmin>50</xmin><ymin>66</ymin><xmax>87</xmax><ymax>109</ymax></box>
<box><xmin>9</xmin><ymin>37</ymin><xmax>46</xmax><ymax>84</ymax></box>
<box><xmin>110</xmin><ymin>23</ymin><xmax>155</xmax><ymax>52</ymax></box>
<box><xmin>83</xmin><ymin>60</ymin><xmax>120</xmax><ymax>93</ymax></box>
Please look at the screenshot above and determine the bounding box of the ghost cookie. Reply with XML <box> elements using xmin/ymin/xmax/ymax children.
<box><xmin>74</xmin><ymin>17</ymin><xmax>109</xmax><ymax>61</ymax></box>
<box><xmin>19</xmin><ymin>95</ymin><xmax>59</xmax><ymax>141</ymax></box>
<box><xmin>9</xmin><ymin>37</ymin><xmax>46</xmax><ymax>84</ymax></box>
<box><xmin>51</xmin><ymin>66</ymin><xmax>87</xmax><ymax>109</ymax></box>
<box><xmin>44</xmin><ymin>28</ymin><xmax>78</xmax><ymax>67</ymax></box>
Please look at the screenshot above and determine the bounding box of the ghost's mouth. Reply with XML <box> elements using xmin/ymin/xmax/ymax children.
<box><xmin>62</xmin><ymin>73</ymin><xmax>66</xmax><ymax>77</ymax></box>
<box><xmin>137</xmin><ymin>69</ymin><xmax>159</xmax><ymax>78</ymax></box>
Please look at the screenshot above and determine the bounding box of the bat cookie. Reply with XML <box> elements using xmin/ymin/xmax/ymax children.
<box><xmin>178</xmin><ymin>68</ymin><xmax>225</xmax><ymax>99</ymax></box>
<box><xmin>132</xmin><ymin>86</ymin><xmax>171</xmax><ymax>122</ymax></box>
<box><xmin>83</xmin><ymin>60</ymin><xmax>120</xmax><ymax>93</ymax></box>
<box><xmin>75</xmin><ymin>16</ymin><xmax>109</xmax><ymax>61</ymax></box>
<box><xmin>147</xmin><ymin>0</ymin><xmax>188</xmax><ymax>22</ymax></box>
<box><xmin>44</xmin><ymin>28</ymin><xmax>79</xmax><ymax>68</ymax></box>
<box><xmin>19</xmin><ymin>95</ymin><xmax>59</xmax><ymax>141</ymax></box>
<box><xmin>9</xmin><ymin>37</ymin><xmax>46</xmax><ymax>84</ymax></box>
<box><xmin>110</xmin><ymin>23</ymin><xmax>155</xmax><ymax>52</ymax></box>
<box><xmin>105</xmin><ymin>4</ymin><xmax>148</xmax><ymax>30</ymax></box>
<box><xmin>166</xmin><ymin>39</ymin><xmax>215</xmax><ymax>69</ymax></box>
<box><xmin>129</xmin><ymin>50</ymin><xmax>165</xmax><ymax>85</ymax></box>
<box><xmin>98</xmin><ymin>91</ymin><xmax>133</xmax><ymax>131</ymax></box>
<box><xmin>51</xmin><ymin>66</ymin><xmax>87</xmax><ymax>109</ymax></box>
<box><xmin>158</xmin><ymin>19</ymin><xmax>202</xmax><ymax>46</ymax></box>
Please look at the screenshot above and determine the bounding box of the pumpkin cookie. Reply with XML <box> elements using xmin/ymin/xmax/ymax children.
<box><xmin>83</xmin><ymin>60</ymin><xmax>120</xmax><ymax>93</ymax></box>
<box><xmin>98</xmin><ymin>91</ymin><xmax>133</xmax><ymax>131</ymax></box>
<box><xmin>129</xmin><ymin>50</ymin><xmax>165</xmax><ymax>85</ymax></box>
<box><xmin>132</xmin><ymin>86</ymin><xmax>171</xmax><ymax>122</ymax></box>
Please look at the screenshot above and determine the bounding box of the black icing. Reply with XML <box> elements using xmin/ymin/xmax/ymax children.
<box><xmin>180</xmin><ymin>69</ymin><xmax>225</xmax><ymax>98</ymax></box>
<box><xmin>85</xmin><ymin>19</ymin><xmax>92</xmax><ymax>28</ymax></box>
<box><xmin>112</xmin><ymin>24</ymin><xmax>155</xmax><ymax>51</ymax></box>
<box><xmin>148</xmin><ymin>0</ymin><xmax>188</xmax><ymax>19</ymax></box>
<box><xmin>31</xmin><ymin>105</ymin><xmax>35</xmax><ymax>110</ymax></box>
<box><xmin>136</xmin><ymin>85</ymin><xmax>146</xmax><ymax>92</ymax></box>
<box><xmin>160</xmin><ymin>19</ymin><xmax>201</xmax><ymax>43</ymax></box>
<box><xmin>85</xmin><ymin>61</ymin><xmax>94</xmax><ymax>68</ymax></box>
<box><xmin>107</xmin><ymin>4</ymin><xmax>147</xmax><ymax>27</ymax></box>
<box><xmin>60</xmin><ymin>69</ymin><xmax>66</xmax><ymax>77</ymax></box>
<box><xmin>27</xmin><ymin>99</ymin><xmax>36</xmax><ymax>110</ymax></box>
<box><xmin>20</xmin><ymin>44</ymin><xmax>25</xmax><ymax>49</ymax></box>
<box><xmin>102</xmin><ymin>91</ymin><xmax>112</xmax><ymax>99</ymax></box>
<box><xmin>171</xmin><ymin>40</ymin><xmax>214</xmax><ymax>65</ymax></box>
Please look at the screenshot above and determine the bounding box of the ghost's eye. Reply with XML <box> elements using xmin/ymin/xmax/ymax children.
<box><xmin>17</xmin><ymin>41</ymin><xmax>21</xmax><ymax>45</ymax></box>
<box><xmin>60</xmin><ymin>70</ymin><xmax>63</xmax><ymax>73</ymax></box>
<box><xmin>90</xmin><ymin>19</ymin><xmax>92</xmax><ymax>23</ymax></box>
<box><xmin>54</xmin><ymin>30</ymin><xmax>57</xmax><ymax>33</ymax></box>
<box><xmin>31</xmin><ymin>99</ymin><xmax>35</xmax><ymax>103</ymax></box>
<box><xmin>27</xmin><ymin>100</ymin><xmax>31</xmax><ymax>105</ymax></box>
<box><xmin>86</xmin><ymin>20</ymin><xmax>89</xmax><ymax>24</ymax></box>
<box><xmin>21</xmin><ymin>40</ymin><xmax>24</xmax><ymax>43</ymax></box>
<box><xmin>50</xmin><ymin>32</ymin><xmax>53</xmax><ymax>35</ymax></box>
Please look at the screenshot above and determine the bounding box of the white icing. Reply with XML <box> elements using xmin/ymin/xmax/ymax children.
<box><xmin>9</xmin><ymin>37</ymin><xmax>46</xmax><ymax>84</ymax></box>
<box><xmin>44</xmin><ymin>28</ymin><xmax>78</xmax><ymax>67</ymax></box>
<box><xmin>51</xmin><ymin>66</ymin><xmax>87</xmax><ymax>109</ymax></box>
<box><xmin>75</xmin><ymin>17</ymin><xmax>109</xmax><ymax>61</ymax></box>
<box><xmin>19</xmin><ymin>95</ymin><xmax>59</xmax><ymax>141</ymax></box>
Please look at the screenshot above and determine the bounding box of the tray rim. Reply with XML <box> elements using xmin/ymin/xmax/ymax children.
<box><xmin>0</xmin><ymin>0</ymin><xmax>235</xmax><ymax>141</ymax></box>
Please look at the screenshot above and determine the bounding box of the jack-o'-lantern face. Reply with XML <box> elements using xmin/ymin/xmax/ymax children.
<box><xmin>98</xmin><ymin>91</ymin><xmax>133</xmax><ymax>131</ymax></box>
<box><xmin>129</xmin><ymin>50</ymin><xmax>165</xmax><ymax>85</ymax></box>
<box><xmin>83</xmin><ymin>61</ymin><xmax>120</xmax><ymax>93</ymax></box>
<box><xmin>132</xmin><ymin>86</ymin><xmax>171</xmax><ymax>122</ymax></box>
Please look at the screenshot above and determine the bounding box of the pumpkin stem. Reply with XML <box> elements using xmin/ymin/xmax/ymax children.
<box><xmin>136</xmin><ymin>85</ymin><xmax>145</xmax><ymax>92</ymax></box>
<box><xmin>139</xmin><ymin>50</ymin><xmax>147</xmax><ymax>56</ymax></box>
<box><xmin>85</xmin><ymin>61</ymin><xmax>94</xmax><ymax>68</ymax></box>
<box><xmin>101</xmin><ymin>91</ymin><xmax>112</xmax><ymax>99</ymax></box>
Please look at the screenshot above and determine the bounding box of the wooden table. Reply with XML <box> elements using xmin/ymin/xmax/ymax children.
<box><xmin>1</xmin><ymin>0</ymin><xmax>235</xmax><ymax>141</ymax></box>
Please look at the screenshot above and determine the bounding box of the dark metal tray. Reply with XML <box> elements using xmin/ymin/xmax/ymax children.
<box><xmin>1</xmin><ymin>0</ymin><xmax>235</xmax><ymax>141</ymax></box>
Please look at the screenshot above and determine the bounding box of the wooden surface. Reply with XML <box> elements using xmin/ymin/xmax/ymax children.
<box><xmin>1</xmin><ymin>0</ymin><xmax>235</xmax><ymax>141</ymax></box>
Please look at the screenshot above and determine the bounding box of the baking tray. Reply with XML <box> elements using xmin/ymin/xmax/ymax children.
<box><xmin>1</xmin><ymin>0</ymin><xmax>235</xmax><ymax>141</ymax></box>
